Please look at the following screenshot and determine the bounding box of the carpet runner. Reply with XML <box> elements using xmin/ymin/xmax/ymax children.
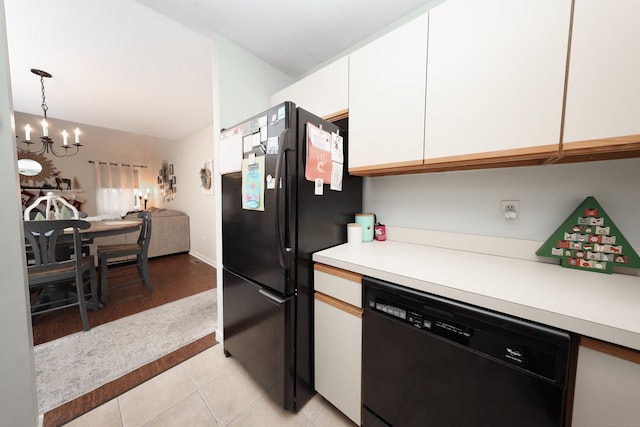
<box><xmin>34</xmin><ymin>289</ymin><xmax>217</xmax><ymax>413</ymax></box>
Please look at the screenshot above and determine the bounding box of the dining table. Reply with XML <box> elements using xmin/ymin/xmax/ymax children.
<box><xmin>78</xmin><ymin>219</ymin><xmax>142</xmax><ymax>240</ymax></box>
<box><xmin>54</xmin><ymin>219</ymin><xmax>143</xmax><ymax>310</ymax></box>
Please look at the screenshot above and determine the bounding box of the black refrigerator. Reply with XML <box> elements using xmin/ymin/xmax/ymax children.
<box><xmin>221</xmin><ymin>102</ymin><xmax>363</xmax><ymax>411</ymax></box>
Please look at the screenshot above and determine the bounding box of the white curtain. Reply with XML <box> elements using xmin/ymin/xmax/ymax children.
<box><xmin>93</xmin><ymin>162</ymin><xmax>140</xmax><ymax>217</ymax></box>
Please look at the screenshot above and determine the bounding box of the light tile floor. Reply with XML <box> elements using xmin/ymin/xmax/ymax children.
<box><xmin>63</xmin><ymin>344</ymin><xmax>357</xmax><ymax>427</ymax></box>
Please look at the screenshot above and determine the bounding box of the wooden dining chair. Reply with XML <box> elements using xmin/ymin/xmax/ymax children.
<box><xmin>24</xmin><ymin>219</ymin><xmax>98</xmax><ymax>331</ymax></box>
<box><xmin>97</xmin><ymin>211</ymin><xmax>153</xmax><ymax>305</ymax></box>
<box><xmin>23</xmin><ymin>191</ymin><xmax>80</xmax><ymax>220</ymax></box>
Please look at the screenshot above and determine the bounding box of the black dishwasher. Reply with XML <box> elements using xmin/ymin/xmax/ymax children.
<box><xmin>362</xmin><ymin>277</ymin><xmax>571</xmax><ymax>427</ymax></box>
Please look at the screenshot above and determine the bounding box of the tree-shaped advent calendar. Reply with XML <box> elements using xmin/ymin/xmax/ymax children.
<box><xmin>536</xmin><ymin>196</ymin><xmax>640</xmax><ymax>274</ymax></box>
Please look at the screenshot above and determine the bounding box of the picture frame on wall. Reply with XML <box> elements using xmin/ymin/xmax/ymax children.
<box><xmin>169</xmin><ymin>164</ymin><xmax>174</xmax><ymax>175</ymax></box>
<box><xmin>172</xmin><ymin>176</ymin><xmax>176</xmax><ymax>185</ymax></box>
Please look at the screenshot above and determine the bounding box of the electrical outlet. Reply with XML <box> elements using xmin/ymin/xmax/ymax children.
<box><xmin>501</xmin><ymin>200</ymin><xmax>520</xmax><ymax>222</ymax></box>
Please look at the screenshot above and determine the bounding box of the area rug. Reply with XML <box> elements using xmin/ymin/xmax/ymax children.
<box><xmin>34</xmin><ymin>289</ymin><xmax>217</xmax><ymax>414</ymax></box>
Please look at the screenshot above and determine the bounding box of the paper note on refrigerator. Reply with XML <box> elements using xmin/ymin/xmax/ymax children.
<box><xmin>242</xmin><ymin>156</ymin><xmax>265</xmax><ymax>211</ymax></box>
<box><xmin>330</xmin><ymin>162</ymin><xmax>343</xmax><ymax>191</ymax></box>
<box><xmin>329</xmin><ymin>131</ymin><xmax>344</xmax><ymax>191</ymax></box>
<box><xmin>330</xmin><ymin>132</ymin><xmax>344</xmax><ymax>164</ymax></box>
<box><xmin>305</xmin><ymin>123</ymin><xmax>332</xmax><ymax>184</ymax></box>
<box><xmin>266</xmin><ymin>137</ymin><xmax>279</xmax><ymax>155</ymax></box>
<box><xmin>219</xmin><ymin>127</ymin><xmax>243</xmax><ymax>174</ymax></box>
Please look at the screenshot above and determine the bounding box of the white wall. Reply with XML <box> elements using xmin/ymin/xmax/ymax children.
<box><xmin>365</xmin><ymin>158</ymin><xmax>640</xmax><ymax>248</ymax></box>
<box><xmin>14</xmin><ymin>111</ymin><xmax>175</xmax><ymax>216</ymax></box>
<box><xmin>0</xmin><ymin>0</ymin><xmax>38</xmax><ymax>424</ymax></box>
<box><xmin>214</xmin><ymin>36</ymin><xmax>293</xmax><ymax>129</ymax></box>
<box><xmin>159</xmin><ymin>125</ymin><xmax>216</xmax><ymax>266</ymax></box>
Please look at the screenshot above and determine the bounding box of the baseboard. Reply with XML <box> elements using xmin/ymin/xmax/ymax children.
<box><xmin>189</xmin><ymin>250</ymin><xmax>216</xmax><ymax>267</ymax></box>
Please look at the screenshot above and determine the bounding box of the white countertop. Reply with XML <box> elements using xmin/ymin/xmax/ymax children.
<box><xmin>313</xmin><ymin>240</ymin><xmax>640</xmax><ymax>351</ymax></box>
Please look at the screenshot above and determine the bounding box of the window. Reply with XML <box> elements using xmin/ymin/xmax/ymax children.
<box><xmin>93</xmin><ymin>162</ymin><xmax>141</xmax><ymax>217</ymax></box>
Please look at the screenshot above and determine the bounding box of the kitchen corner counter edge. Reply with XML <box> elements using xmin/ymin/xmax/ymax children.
<box><xmin>313</xmin><ymin>240</ymin><xmax>640</xmax><ymax>352</ymax></box>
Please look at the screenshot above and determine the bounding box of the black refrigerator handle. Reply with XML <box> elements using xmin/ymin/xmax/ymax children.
<box><xmin>259</xmin><ymin>288</ymin><xmax>291</xmax><ymax>305</ymax></box>
<box><xmin>274</xmin><ymin>128</ymin><xmax>293</xmax><ymax>270</ymax></box>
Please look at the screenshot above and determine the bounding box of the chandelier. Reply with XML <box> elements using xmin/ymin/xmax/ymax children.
<box><xmin>17</xmin><ymin>68</ymin><xmax>83</xmax><ymax>157</ymax></box>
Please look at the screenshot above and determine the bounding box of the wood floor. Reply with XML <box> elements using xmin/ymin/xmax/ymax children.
<box><xmin>34</xmin><ymin>253</ymin><xmax>217</xmax><ymax>426</ymax></box>
<box><xmin>32</xmin><ymin>252</ymin><xmax>216</xmax><ymax>345</ymax></box>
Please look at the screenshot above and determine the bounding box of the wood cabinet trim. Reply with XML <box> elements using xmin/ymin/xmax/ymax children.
<box><xmin>324</xmin><ymin>109</ymin><xmax>349</xmax><ymax>122</ymax></box>
<box><xmin>348</xmin><ymin>136</ymin><xmax>640</xmax><ymax>177</ymax></box>
<box><xmin>580</xmin><ymin>336</ymin><xmax>640</xmax><ymax>365</ymax></box>
<box><xmin>314</xmin><ymin>263</ymin><xmax>362</xmax><ymax>283</ymax></box>
<box><xmin>559</xmin><ymin>135</ymin><xmax>640</xmax><ymax>153</ymax></box>
<box><xmin>315</xmin><ymin>291</ymin><xmax>363</xmax><ymax>318</ymax></box>
<box><xmin>423</xmin><ymin>144</ymin><xmax>559</xmax><ymax>165</ymax></box>
<box><xmin>348</xmin><ymin>159</ymin><xmax>424</xmax><ymax>176</ymax></box>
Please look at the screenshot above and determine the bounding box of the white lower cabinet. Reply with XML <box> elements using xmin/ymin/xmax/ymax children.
<box><xmin>571</xmin><ymin>338</ymin><xmax>640</xmax><ymax>426</ymax></box>
<box><xmin>314</xmin><ymin>264</ymin><xmax>362</xmax><ymax>425</ymax></box>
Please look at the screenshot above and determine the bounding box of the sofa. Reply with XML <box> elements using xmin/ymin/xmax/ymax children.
<box><xmin>89</xmin><ymin>208</ymin><xmax>190</xmax><ymax>259</ymax></box>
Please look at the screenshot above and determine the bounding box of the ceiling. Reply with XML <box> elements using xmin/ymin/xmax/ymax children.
<box><xmin>4</xmin><ymin>0</ymin><xmax>438</xmax><ymax>141</ymax></box>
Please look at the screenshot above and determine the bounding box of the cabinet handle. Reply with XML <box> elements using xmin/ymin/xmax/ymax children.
<box><xmin>314</xmin><ymin>263</ymin><xmax>362</xmax><ymax>283</ymax></box>
<box><xmin>315</xmin><ymin>292</ymin><xmax>363</xmax><ymax>318</ymax></box>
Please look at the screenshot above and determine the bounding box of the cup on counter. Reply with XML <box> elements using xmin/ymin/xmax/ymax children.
<box><xmin>374</xmin><ymin>223</ymin><xmax>386</xmax><ymax>241</ymax></box>
<box><xmin>347</xmin><ymin>223</ymin><xmax>362</xmax><ymax>244</ymax></box>
<box><xmin>355</xmin><ymin>213</ymin><xmax>375</xmax><ymax>242</ymax></box>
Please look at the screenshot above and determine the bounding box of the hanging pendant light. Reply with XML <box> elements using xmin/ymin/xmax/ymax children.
<box><xmin>17</xmin><ymin>68</ymin><xmax>83</xmax><ymax>157</ymax></box>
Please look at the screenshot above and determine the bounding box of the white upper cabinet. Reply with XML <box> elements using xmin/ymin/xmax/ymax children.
<box><xmin>299</xmin><ymin>56</ymin><xmax>348</xmax><ymax>119</ymax></box>
<box><xmin>270</xmin><ymin>80</ymin><xmax>302</xmax><ymax>109</ymax></box>
<box><xmin>270</xmin><ymin>57</ymin><xmax>348</xmax><ymax>119</ymax></box>
<box><xmin>563</xmin><ymin>0</ymin><xmax>640</xmax><ymax>144</ymax></box>
<box><xmin>424</xmin><ymin>0</ymin><xmax>571</xmax><ymax>159</ymax></box>
<box><xmin>349</xmin><ymin>13</ymin><xmax>429</xmax><ymax>171</ymax></box>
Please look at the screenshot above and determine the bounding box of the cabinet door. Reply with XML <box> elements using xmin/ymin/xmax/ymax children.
<box><xmin>298</xmin><ymin>57</ymin><xmax>348</xmax><ymax>120</ymax></box>
<box><xmin>270</xmin><ymin>81</ymin><xmax>302</xmax><ymax>109</ymax></box>
<box><xmin>572</xmin><ymin>340</ymin><xmax>640</xmax><ymax>426</ymax></box>
<box><xmin>563</xmin><ymin>0</ymin><xmax>640</xmax><ymax>146</ymax></box>
<box><xmin>349</xmin><ymin>13</ymin><xmax>428</xmax><ymax>172</ymax></box>
<box><xmin>269</xmin><ymin>57</ymin><xmax>348</xmax><ymax>120</ymax></box>
<box><xmin>314</xmin><ymin>293</ymin><xmax>362</xmax><ymax>426</ymax></box>
<box><xmin>424</xmin><ymin>0</ymin><xmax>570</xmax><ymax>161</ymax></box>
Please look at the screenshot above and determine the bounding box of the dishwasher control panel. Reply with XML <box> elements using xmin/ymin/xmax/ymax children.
<box><xmin>369</xmin><ymin>298</ymin><xmax>473</xmax><ymax>345</ymax></box>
